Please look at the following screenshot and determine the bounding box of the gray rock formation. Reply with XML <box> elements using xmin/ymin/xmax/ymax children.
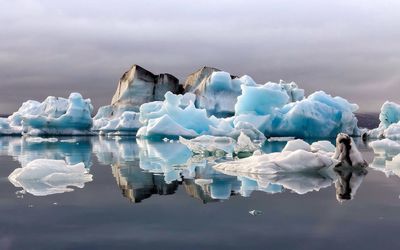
<box><xmin>111</xmin><ymin>65</ymin><xmax>182</xmax><ymax>112</ymax></box>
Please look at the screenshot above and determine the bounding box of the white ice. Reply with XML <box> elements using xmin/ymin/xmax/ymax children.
<box><xmin>8</xmin><ymin>159</ymin><xmax>92</xmax><ymax>196</ymax></box>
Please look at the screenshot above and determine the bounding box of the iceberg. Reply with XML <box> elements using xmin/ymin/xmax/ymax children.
<box><xmin>0</xmin><ymin>118</ymin><xmax>21</xmax><ymax>135</ymax></box>
<box><xmin>190</xmin><ymin>71</ymin><xmax>255</xmax><ymax>117</ymax></box>
<box><xmin>214</xmin><ymin>135</ymin><xmax>364</xmax><ymax>174</ymax></box>
<box><xmin>366</xmin><ymin>101</ymin><xmax>400</xmax><ymax>139</ymax></box>
<box><xmin>137</xmin><ymin>71</ymin><xmax>359</xmax><ymax>140</ymax></box>
<box><xmin>137</xmin><ymin>91</ymin><xmax>265</xmax><ymax>140</ymax></box>
<box><xmin>235</xmin><ymin>84</ymin><xmax>360</xmax><ymax>138</ymax></box>
<box><xmin>8</xmin><ymin>159</ymin><xmax>92</xmax><ymax>196</ymax></box>
<box><xmin>214</xmin><ymin>149</ymin><xmax>336</xmax><ymax>174</ymax></box>
<box><xmin>0</xmin><ymin>93</ymin><xmax>93</xmax><ymax>136</ymax></box>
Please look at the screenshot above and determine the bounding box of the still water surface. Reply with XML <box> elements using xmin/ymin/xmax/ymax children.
<box><xmin>0</xmin><ymin>136</ymin><xmax>399</xmax><ymax>250</ymax></box>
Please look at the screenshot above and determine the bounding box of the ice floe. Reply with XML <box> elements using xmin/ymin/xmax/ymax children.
<box><xmin>8</xmin><ymin>159</ymin><xmax>92</xmax><ymax>196</ymax></box>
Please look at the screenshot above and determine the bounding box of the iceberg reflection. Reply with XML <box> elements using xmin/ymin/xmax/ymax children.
<box><xmin>0</xmin><ymin>136</ymin><xmax>370</xmax><ymax>202</ymax></box>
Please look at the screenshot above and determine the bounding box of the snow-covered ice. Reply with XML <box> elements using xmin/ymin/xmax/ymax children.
<box><xmin>8</xmin><ymin>159</ymin><xmax>92</xmax><ymax>196</ymax></box>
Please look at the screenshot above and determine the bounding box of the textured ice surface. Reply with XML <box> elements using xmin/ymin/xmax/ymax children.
<box><xmin>137</xmin><ymin>92</ymin><xmax>265</xmax><ymax>140</ymax></box>
<box><xmin>0</xmin><ymin>118</ymin><xmax>21</xmax><ymax>135</ymax></box>
<box><xmin>367</xmin><ymin>102</ymin><xmax>400</xmax><ymax>139</ymax></box>
<box><xmin>180</xmin><ymin>132</ymin><xmax>259</xmax><ymax>156</ymax></box>
<box><xmin>235</xmin><ymin>86</ymin><xmax>360</xmax><ymax>138</ymax></box>
<box><xmin>194</xmin><ymin>72</ymin><xmax>256</xmax><ymax>116</ymax></box>
<box><xmin>95</xmin><ymin>111</ymin><xmax>142</xmax><ymax>135</ymax></box>
<box><xmin>138</xmin><ymin>78</ymin><xmax>358</xmax><ymax>139</ymax></box>
<box><xmin>282</xmin><ymin>139</ymin><xmax>311</xmax><ymax>152</ymax></box>
<box><xmin>8</xmin><ymin>159</ymin><xmax>92</xmax><ymax>196</ymax></box>
<box><xmin>0</xmin><ymin>93</ymin><xmax>93</xmax><ymax>136</ymax></box>
<box><xmin>213</xmin><ymin>137</ymin><xmax>344</xmax><ymax>174</ymax></box>
<box><xmin>310</xmin><ymin>140</ymin><xmax>336</xmax><ymax>153</ymax></box>
<box><xmin>214</xmin><ymin>149</ymin><xmax>336</xmax><ymax>174</ymax></box>
<box><xmin>179</xmin><ymin>135</ymin><xmax>236</xmax><ymax>155</ymax></box>
<box><xmin>369</xmin><ymin>139</ymin><xmax>400</xmax><ymax>156</ymax></box>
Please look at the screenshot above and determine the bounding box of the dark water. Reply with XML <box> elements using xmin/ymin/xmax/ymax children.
<box><xmin>0</xmin><ymin>134</ymin><xmax>400</xmax><ymax>250</ymax></box>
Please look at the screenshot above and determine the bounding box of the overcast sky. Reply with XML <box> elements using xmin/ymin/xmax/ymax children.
<box><xmin>0</xmin><ymin>0</ymin><xmax>399</xmax><ymax>113</ymax></box>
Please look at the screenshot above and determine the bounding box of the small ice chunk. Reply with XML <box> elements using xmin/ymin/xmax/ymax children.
<box><xmin>249</xmin><ymin>210</ymin><xmax>262</xmax><ymax>216</ymax></box>
<box><xmin>268</xmin><ymin>137</ymin><xmax>296</xmax><ymax>142</ymax></box>
<box><xmin>25</xmin><ymin>137</ymin><xmax>58</xmax><ymax>143</ymax></box>
<box><xmin>311</xmin><ymin>140</ymin><xmax>336</xmax><ymax>153</ymax></box>
<box><xmin>179</xmin><ymin>135</ymin><xmax>235</xmax><ymax>155</ymax></box>
<box><xmin>282</xmin><ymin>139</ymin><xmax>311</xmax><ymax>152</ymax></box>
<box><xmin>369</xmin><ymin>139</ymin><xmax>400</xmax><ymax>156</ymax></box>
<box><xmin>234</xmin><ymin>132</ymin><xmax>259</xmax><ymax>154</ymax></box>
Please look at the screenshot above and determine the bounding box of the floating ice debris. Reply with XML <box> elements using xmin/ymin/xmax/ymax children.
<box><xmin>8</xmin><ymin>159</ymin><xmax>93</xmax><ymax>196</ymax></box>
<box><xmin>180</xmin><ymin>132</ymin><xmax>259</xmax><ymax>156</ymax></box>
<box><xmin>60</xmin><ymin>139</ymin><xmax>78</xmax><ymax>143</ymax></box>
<box><xmin>268</xmin><ymin>137</ymin><xmax>296</xmax><ymax>142</ymax></box>
<box><xmin>369</xmin><ymin>139</ymin><xmax>400</xmax><ymax>156</ymax></box>
<box><xmin>249</xmin><ymin>210</ymin><xmax>263</xmax><ymax>216</ymax></box>
<box><xmin>25</xmin><ymin>137</ymin><xmax>58</xmax><ymax>143</ymax></box>
<box><xmin>234</xmin><ymin>132</ymin><xmax>259</xmax><ymax>155</ymax></box>
<box><xmin>179</xmin><ymin>135</ymin><xmax>235</xmax><ymax>155</ymax></box>
<box><xmin>282</xmin><ymin>139</ymin><xmax>311</xmax><ymax>152</ymax></box>
<box><xmin>311</xmin><ymin>140</ymin><xmax>336</xmax><ymax>153</ymax></box>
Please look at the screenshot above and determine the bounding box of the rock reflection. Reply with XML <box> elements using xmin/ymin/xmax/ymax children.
<box><xmin>334</xmin><ymin>166</ymin><xmax>368</xmax><ymax>202</ymax></box>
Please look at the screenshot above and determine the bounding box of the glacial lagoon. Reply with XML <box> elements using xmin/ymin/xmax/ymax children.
<box><xmin>1</xmin><ymin>135</ymin><xmax>400</xmax><ymax>250</ymax></box>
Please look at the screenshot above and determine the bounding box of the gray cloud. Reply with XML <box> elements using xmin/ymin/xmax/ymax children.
<box><xmin>0</xmin><ymin>0</ymin><xmax>399</xmax><ymax>113</ymax></box>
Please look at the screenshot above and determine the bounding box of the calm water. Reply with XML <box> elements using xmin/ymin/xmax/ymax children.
<box><xmin>0</xmin><ymin>135</ymin><xmax>400</xmax><ymax>250</ymax></box>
